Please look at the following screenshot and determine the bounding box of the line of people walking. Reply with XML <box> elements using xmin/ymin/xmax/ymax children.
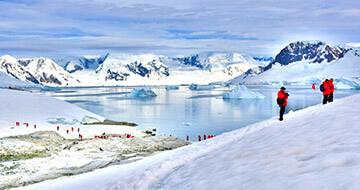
<box><xmin>276</xmin><ymin>78</ymin><xmax>335</xmax><ymax>121</ymax></box>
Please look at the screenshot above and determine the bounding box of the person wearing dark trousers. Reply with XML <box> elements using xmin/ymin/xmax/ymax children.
<box><xmin>277</xmin><ymin>87</ymin><xmax>289</xmax><ymax>121</ymax></box>
<box><xmin>320</xmin><ymin>79</ymin><xmax>330</xmax><ymax>104</ymax></box>
<box><xmin>328</xmin><ymin>78</ymin><xmax>335</xmax><ymax>102</ymax></box>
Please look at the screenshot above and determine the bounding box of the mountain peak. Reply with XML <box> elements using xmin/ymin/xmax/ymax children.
<box><xmin>272</xmin><ymin>41</ymin><xmax>345</xmax><ymax>67</ymax></box>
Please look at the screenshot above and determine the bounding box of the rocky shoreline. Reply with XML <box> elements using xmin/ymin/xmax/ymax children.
<box><xmin>0</xmin><ymin>131</ymin><xmax>189</xmax><ymax>189</ymax></box>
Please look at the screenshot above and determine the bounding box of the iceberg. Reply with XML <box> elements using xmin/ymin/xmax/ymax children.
<box><xmin>165</xmin><ymin>85</ymin><xmax>180</xmax><ymax>90</ymax></box>
<box><xmin>189</xmin><ymin>83</ymin><xmax>215</xmax><ymax>90</ymax></box>
<box><xmin>126</xmin><ymin>87</ymin><xmax>157</xmax><ymax>98</ymax></box>
<box><xmin>334</xmin><ymin>78</ymin><xmax>360</xmax><ymax>89</ymax></box>
<box><xmin>223</xmin><ymin>85</ymin><xmax>265</xmax><ymax>99</ymax></box>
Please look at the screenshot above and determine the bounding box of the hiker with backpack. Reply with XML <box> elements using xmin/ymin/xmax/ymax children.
<box><xmin>328</xmin><ymin>78</ymin><xmax>335</xmax><ymax>102</ymax></box>
<box><xmin>277</xmin><ymin>86</ymin><xmax>289</xmax><ymax>121</ymax></box>
<box><xmin>320</xmin><ymin>79</ymin><xmax>331</xmax><ymax>104</ymax></box>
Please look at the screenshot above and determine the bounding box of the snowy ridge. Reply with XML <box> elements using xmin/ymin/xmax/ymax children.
<box><xmin>0</xmin><ymin>55</ymin><xmax>79</xmax><ymax>87</ymax></box>
<box><xmin>67</xmin><ymin>52</ymin><xmax>261</xmax><ymax>86</ymax></box>
<box><xmin>23</xmin><ymin>93</ymin><xmax>360</xmax><ymax>190</ymax></box>
<box><xmin>0</xmin><ymin>55</ymin><xmax>39</xmax><ymax>84</ymax></box>
<box><xmin>19</xmin><ymin>57</ymin><xmax>80</xmax><ymax>86</ymax></box>
<box><xmin>229</xmin><ymin>41</ymin><xmax>360</xmax><ymax>88</ymax></box>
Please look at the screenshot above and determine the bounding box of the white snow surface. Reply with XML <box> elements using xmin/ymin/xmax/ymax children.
<box><xmin>223</xmin><ymin>85</ymin><xmax>265</xmax><ymax>99</ymax></box>
<box><xmin>21</xmin><ymin>93</ymin><xmax>360</xmax><ymax>190</ymax></box>
<box><xmin>0</xmin><ymin>71</ymin><xmax>37</xmax><ymax>88</ymax></box>
<box><xmin>0</xmin><ymin>89</ymin><xmax>143</xmax><ymax>139</ymax></box>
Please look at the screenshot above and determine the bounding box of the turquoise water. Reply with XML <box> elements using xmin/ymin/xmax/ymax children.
<box><xmin>40</xmin><ymin>86</ymin><xmax>359</xmax><ymax>140</ymax></box>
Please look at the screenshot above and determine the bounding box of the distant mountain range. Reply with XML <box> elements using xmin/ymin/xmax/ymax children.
<box><xmin>0</xmin><ymin>41</ymin><xmax>359</xmax><ymax>88</ymax></box>
<box><xmin>0</xmin><ymin>52</ymin><xmax>263</xmax><ymax>87</ymax></box>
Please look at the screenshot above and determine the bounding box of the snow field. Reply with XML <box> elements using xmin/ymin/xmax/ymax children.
<box><xmin>23</xmin><ymin>93</ymin><xmax>360</xmax><ymax>190</ymax></box>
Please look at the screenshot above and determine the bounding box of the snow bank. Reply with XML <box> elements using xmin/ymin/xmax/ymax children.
<box><xmin>126</xmin><ymin>87</ymin><xmax>157</xmax><ymax>98</ymax></box>
<box><xmin>24</xmin><ymin>93</ymin><xmax>360</xmax><ymax>190</ymax></box>
<box><xmin>189</xmin><ymin>83</ymin><xmax>215</xmax><ymax>90</ymax></box>
<box><xmin>222</xmin><ymin>85</ymin><xmax>265</xmax><ymax>99</ymax></box>
<box><xmin>0</xmin><ymin>89</ymin><xmax>146</xmax><ymax>139</ymax></box>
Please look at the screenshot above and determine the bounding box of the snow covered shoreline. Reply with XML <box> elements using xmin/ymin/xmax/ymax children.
<box><xmin>21</xmin><ymin>92</ymin><xmax>360</xmax><ymax>190</ymax></box>
<box><xmin>0</xmin><ymin>88</ymin><xmax>188</xmax><ymax>189</ymax></box>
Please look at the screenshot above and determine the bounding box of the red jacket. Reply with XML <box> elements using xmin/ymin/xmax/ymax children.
<box><xmin>329</xmin><ymin>80</ymin><xmax>335</xmax><ymax>93</ymax></box>
<box><xmin>277</xmin><ymin>90</ymin><xmax>289</xmax><ymax>106</ymax></box>
<box><xmin>322</xmin><ymin>81</ymin><xmax>331</xmax><ymax>95</ymax></box>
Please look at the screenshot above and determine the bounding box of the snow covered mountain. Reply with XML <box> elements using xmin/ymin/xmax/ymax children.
<box><xmin>173</xmin><ymin>52</ymin><xmax>261</xmax><ymax>71</ymax></box>
<box><xmin>64</xmin><ymin>53</ymin><xmax>109</xmax><ymax>73</ymax></box>
<box><xmin>0</xmin><ymin>55</ymin><xmax>39</xmax><ymax>84</ymax></box>
<box><xmin>229</xmin><ymin>41</ymin><xmax>360</xmax><ymax>88</ymax></box>
<box><xmin>0</xmin><ymin>55</ymin><xmax>79</xmax><ymax>87</ymax></box>
<box><xmin>67</xmin><ymin>52</ymin><xmax>261</xmax><ymax>86</ymax></box>
<box><xmin>18</xmin><ymin>57</ymin><xmax>80</xmax><ymax>86</ymax></box>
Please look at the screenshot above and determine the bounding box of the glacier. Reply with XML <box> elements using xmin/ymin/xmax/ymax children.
<box><xmin>222</xmin><ymin>85</ymin><xmax>265</xmax><ymax>99</ymax></box>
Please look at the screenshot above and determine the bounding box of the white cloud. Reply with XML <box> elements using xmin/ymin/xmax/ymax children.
<box><xmin>0</xmin><ymin>0</ymin><xmax>359</xmax><ymax>57</ymax></box>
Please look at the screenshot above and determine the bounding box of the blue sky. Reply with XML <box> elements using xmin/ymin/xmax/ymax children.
<box><xmin>0</xmin><ymin>0</ymin><xmax>359</xmax><ymax>57</ymax></box>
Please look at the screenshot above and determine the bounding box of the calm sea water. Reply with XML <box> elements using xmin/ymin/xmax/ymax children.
<box><xmin>39</xmin><ymin>86</ymin><xmax>359</xmax><ymax>140</ymax></box>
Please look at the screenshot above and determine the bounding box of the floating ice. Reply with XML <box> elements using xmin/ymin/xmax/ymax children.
<box><xmin>165</xmin><ymin>85</ymin><xmax>180</xmax><ymax>90</ymax></box>
<box><xmin>81</xmin><ymin>116</ymin><xmax>104</xmax><ymax>124</ymax></box>
<box><xmin>223</xmin><ymin>85</ymin><xmax>265</xmax><ymax>99</ymax></box>
<box><xmin>47</xmin><ymin>117</ymin><xmax>80</xmax><ymax>125</ymax></box>
<box><xmin>126</xmin><ymin>87</ymin><xmax>157</xmax><ymax>98</ymax></box>
<box><xmin>189</xmin><ymin>83</ymin><xmax>215</xmax><ymax>90</ymax></box>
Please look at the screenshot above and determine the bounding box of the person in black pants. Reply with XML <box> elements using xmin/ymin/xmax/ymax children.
<box><xmin>277</xmin><ymin>87</ymin><xmax>289</xmax><ymax>121</ymax></box>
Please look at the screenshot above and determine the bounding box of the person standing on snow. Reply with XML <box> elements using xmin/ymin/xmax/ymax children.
<box><xmin>328</xmin><ymin>78</ymin><xmax>335</xmax><ymax>103</ymax></box>
<box><xmin>320</xmin><ymin>79</ymin><xmax>331</xmax><ymax>104</ymax></box>
<box><xmin>277</xmin><ymin>87</ymin><xmax>289</xmax><ymax>121</ymax></box>
<box><xmin>312</xmin><ymin>83</ymin><xmax>316</xmax><ymax>90</ymax></box>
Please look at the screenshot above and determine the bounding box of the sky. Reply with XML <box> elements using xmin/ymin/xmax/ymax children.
<box><xmin>0</xmin><ymin>0</ymin><xmax>359</xmax><ymax>58</ymax></box>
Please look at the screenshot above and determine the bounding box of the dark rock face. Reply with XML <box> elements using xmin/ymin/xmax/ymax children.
<box><xmin>264</xmin><ymin>41</ymin><xmax>347</xmax><ymax>71</ymax></box>
<box><xmin>253</xmin><ymin>56</ymin><xmax>274</xmax><ymax>63</ymax></box>
<box><xmin>105</xmin><ymin>70</ymin><xmax>130</xmax><ymax>81</ymax></box>
<box><xmin>64</xmin><ymin>62</ymin><xmax>83</xmax><ymax>73</ymax></box>
<box><xmin>39</xmin><ymin>73</ymin><xmax>62</xmax><ymax>85</ymax></box>
<box><xmin>79</xmin><ymin>53</ymin><xmax>109</xmax><ymax>69</ymax></box>
<box><xmin>126</xmin><ymin>61</ymin><xmax>150</xmax><ymax>77</ymax></box>
<box><xmin>173</xmin><ymin>55</ymin><xmax>209</xmax><ymax>70</ymax></box>
<box><xmin>274</xmin><ymin>41</ymin><xmax>345</xmax><ymax>65</ymax></box>
<box><xmin>1</xmin><ymin>62</ymin><xmax>40</xmax><ymax>84</ymax></box>
<box><xmin>125</xmin><ymin>60</ymin><xmax>169</xmax><ymax>78</ymax></box>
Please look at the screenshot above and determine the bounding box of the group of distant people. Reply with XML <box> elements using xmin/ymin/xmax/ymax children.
<box><xmin>276</xmin><ymin>78</ymin><xmax>335</xmax><ymax>121</ymax></box>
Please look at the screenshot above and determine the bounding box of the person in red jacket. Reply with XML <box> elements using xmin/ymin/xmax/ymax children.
<box><xmin>321</xmin><ymin>79</ymin><xmax>331</xmax><ymax>104</ymax></box>
<box><xmin>328</xmin><ymin>78</ymin><xmax>335</xmax><ymax>102</ymax></box>
<box><xmin>277</xmin><ymin>87</ymin><xmax>289</xmax><ymax>121</ymax></box>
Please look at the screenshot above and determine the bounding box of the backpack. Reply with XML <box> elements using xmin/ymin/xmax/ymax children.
<box><xmin>277</xmin><ymin>98</ymin><xmax>284</xmax><ymax>105</ymax></box>
<box><xmin>320</xmin><ymin>84</ymin><xmax>324</xmax><ymax>92</ymax></box>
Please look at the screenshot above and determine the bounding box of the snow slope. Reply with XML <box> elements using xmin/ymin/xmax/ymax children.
<box><xmin>0</xmin><ymin>71</ymin><xmax>38</xmax><ymax>88</ymax></box>
<box><xmin>22</xmin><ymin>93</ymin><xmax>360</xmax><ymax>190</ymax></box>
